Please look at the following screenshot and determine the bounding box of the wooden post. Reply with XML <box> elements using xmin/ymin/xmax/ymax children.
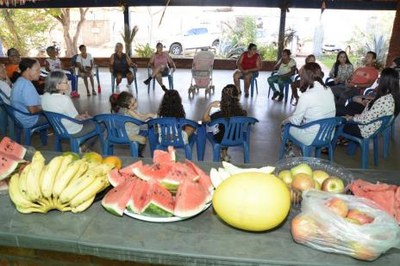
<box><xmin>277</xmin><ymin>4</ymin><xmax>288</xmax><ymax>60</ymax></box>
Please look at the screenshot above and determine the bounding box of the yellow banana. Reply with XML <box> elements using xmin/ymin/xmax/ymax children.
<box><xmin>58</xmin><ymin>173</ymin><xmax>97</xmax><ymax>204</ymax></box>
<box><xmin>53</xmin><ymin>197</ymin><xmax>72</xmax><ymax>212</ymax></box>
<box><xmin>69</xmin><ymin>177</ymin><xmax>105</xmax><ymax>208</ymax></box>
<box><xmin>16</xmin><ymin>204</ymin><xmax>49</xmax><ymax>214</ymax></box>
<box><xmin>18</xmin><ymin>164</ymin><xmax>31</xmax><ymax>197</ymax></box>
<box><xmin>9</xmin><ymin>173</ymin><xmax>41</xmax><ymax>209</ymax></box>
<box><xmin>69</xmin><ymin>160</ymin><xmax>89</xmax><ymax>183</ymax></box>
<box><xmin>40</xmin><ymin>156</ymin><xmax>63</xmax><ymax>198</ymax></box>
<box><xmin>71</xmin><ymin>195</ymin><xmax>95</xmax><ymax>213</ymax></box>
<box><xmin>25</xmin><ymin>151</ymin><xmax>45</xmax><ymax>202</ymax></box>
<box><xmin>51</xmin><ymin>155</ymin><xmax>75</xmax><ymax>198</ymax></box>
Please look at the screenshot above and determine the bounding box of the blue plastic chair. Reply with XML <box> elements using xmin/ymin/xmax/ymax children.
<box><xmin>94</xmin><ymin>113</ymin><xmax>146</xmax><ymax>158</ymax></box>
<box><xmin>147</xmin><ymin>117</ymin><xmax>201</xmax><ymax>160</ymax></box>
<box><xmin>239</xmin><ymin>71</ymin><xmax>258</xmax><ymax>97</ymax></box>
<box><xmin>71</xmin><ymin>54</ymin><xmax>102</xmax><ymax>93</ymax></box>
<box><xmin>278</xmin><ymin>117</ymin><xmax>344</xmax><ymax>161</ymax></box>
<box><xmin>206</xmin><ymin>116</ymin><xmax>259</xmax><ymax>163</ymax></box>
<box><xmin>111</xmin><ymin>67</ymin><xmax>138</xmax><ymax>94</ymax></box>
<box><xmin>267</xmin><ymin>71</ymin><xmax>294</xmax><ymax>103</ymax></box>
<box><xmin>381</xmin><ymin>116</ymin><xmax>396</xmax><ymax>159</ymax></box>
<box><xmin>2</xmin><ymin>103</ymin><xmax>49</xmax><ymax>146</ymax></box>
<box><xmin>147</xmin><ymin>67</ymin><xmax>174</xmax><ymax>93</ymax></box>
<box><xmin>337</xmin><ymin>115</ymin><xmax>393</xmax><ymax>169</ymax></box>
<box><xmin>44</xmin><ymin>111</ymin><xmax>102</xmax><ymax>153</ymax></box>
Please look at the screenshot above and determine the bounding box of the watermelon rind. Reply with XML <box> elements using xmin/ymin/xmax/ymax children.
<box><xmin>141</xmin><ymin>202</ymin><xmax>174</xmax><ymax>217</ymax></box>
<box><xmin>101</xmin><ymin>179</ymin><xmax>135</xmax><ymax>216</ymax></box>
<box><xmin>0</xmin><ymin>152</ymin><xmax>25</xmax><ymax>181</ymax></box>
<box><xmin>159</xmin><ymin>181</ymin><xmax>179</xmax><ymax>194</ymax></box>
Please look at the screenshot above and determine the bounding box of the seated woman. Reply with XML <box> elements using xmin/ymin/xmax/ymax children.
<box><xmin>233</xmin><ymin>43</ymin><xmax>262</xmax><ymax>97</ymax></box>
<box><xmin>143</xmin><ymin>42</ymin><xmax>176</xmax><ymax>93</ymax></box>
<box><xmin>0</xmin><ymin>64</ymin><xmax>12</xmax><ymax>136</ymax></box>
<box><xmin>10</xmin><ymin>58</ymin><xmax>47</xmax><ymax>127</ymax></box>
<box><xmin>110</xmin><ymin>42</ymin><xmax>137</xmax><ymax>92</ymax></box>
<box><xmin>268</xmin><ymin>49</ymin><xmax>297</xmax><ymax>102</ymax></box>
<box><xmin>202</xmin><ymin>84</ymin><xmax>247</xmax><ymax>161</ymax></box>
<box><xmin>290</xmin><ymin>54</ymin><xmax>316</xmax><ymax>106</ymax></box>
<box><xmin>339</xmin><ymin>67</ymin><xmax>399</xmax><ymax>139</ymax></box>
<box><xmin>326</xmin><ymin>51</ymin><xmax>354</xmax><ymax>87</ymax></box>
<box><xmin>157</xmin><ymin>90</ymin><xmax>195</xmax><ymax>144</ymax></box>
<box><xmin>109</xmin><ymin>91</ymin><xmax>157</xmax><ymax>157</ymax></box>
<box><xmin>41</xmin><ymin>70</ymin><xmax>97</xmax><ymax>152</ymax></box>
<box><xmin>5</xmin><ymin>48</ymin><xmax>21</xmax><ymax>83</ymax></box>
<box><xmin>282</xmin><ymin>62</ymin><xmax>336</xmax><ymax>147</ymax></box>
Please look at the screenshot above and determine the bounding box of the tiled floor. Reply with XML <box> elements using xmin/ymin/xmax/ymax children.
<box><xmin>5</xmin><ymin>67</ymin><xmax>399</xmax><ymax>170</ymax></box>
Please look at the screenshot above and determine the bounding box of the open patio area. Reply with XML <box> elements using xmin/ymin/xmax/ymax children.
<box><xmin>11</xmin><ymin>64</ymin><xmax>398</xmax><ymax>171</ymax></box>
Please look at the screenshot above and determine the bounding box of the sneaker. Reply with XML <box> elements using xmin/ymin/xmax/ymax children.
<box><xmin>161</xmin><ymin>85</ymin><xmax>168</xmax><ymax>92</ymax></box>
<box><xmin>143</xmin><ymin>77</ymin><xmax>152</xmax><ymax>85</ymax></box>
<box><xmin>223</xmin><ymin>155</ymin><xmax>231</xmax><ymax>162</ymax></box>
<box><xmin>126</xmin><ymin>84</ymin><xmax>132</xmax><ymax>91</ymax></box>
<box><xmin>272</xmin><ymin>91</ymin><xmax>280</xmax><ymax>100</ymax></box>
<box><xmin>70</xmin><ymin>91</ymin><xmax>80</xmax><ymax>98</ymax></box>
<box><xmin>277</xmin><ymin>93</ymin><xmax>284</xmax><ymax>102</ymax></box>
<box><xmin>92</xmin><ymin>90</ymin><xmax>97</xmax><ymax>96</ymax></box>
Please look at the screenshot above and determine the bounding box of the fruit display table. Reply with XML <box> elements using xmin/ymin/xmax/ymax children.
<box><xmin>0</xmin><ymin>154</ymin><xmax>399</xmax><ymax>265</ymax></box>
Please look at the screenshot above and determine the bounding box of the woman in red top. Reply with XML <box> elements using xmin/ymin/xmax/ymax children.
<box><xmin>233</xmin><ymin>43</ymin><xmax>262</xmax><ymax>97</ymax></box>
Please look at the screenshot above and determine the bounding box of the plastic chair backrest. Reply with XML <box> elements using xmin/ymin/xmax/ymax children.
<box><xmin>209</xmin><ymin>116</ymin><xmax>259</xmax><ymax>146</ymax></box>
<box><xmin>43</xmin><ymin>111</ymin><xmax>81</xmax><ymax>138</ymax></box>
<box><xmin>2</xmin><ymin>103</ymin><xmax>38</xmax><ymax>129</ymax></box>
<box><xmin>94</xmin><ymin>113</ymin><xmax>145</xmax><ymax>144</ymax></box>
<box><xmin>147</xmin><ymin>117</ymin><xmax>196</xmax><ymax>147</ymax></box>
<box><xmin>307</xmin><ymin>117</ymin><xmax>344</xmax><ymax>146</ymax></box>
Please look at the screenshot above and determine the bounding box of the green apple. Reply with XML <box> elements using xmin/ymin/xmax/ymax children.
<box><xmin>278</xmin><ymin>170</ymin><xmax>293</xmax><ymax>186</ymax></box>
<box><xmin>290</xmin><ymin>163</ymin><xmax>313</xmax><ymax>177</ymax></box>
<box><xmin>312</xmin><ymin>170</ymin><xmax>330</xmax><ymax>185</ymax></box>
<box><xmin>321</xmin><ymin>176</ymin><xmax>345</xmax><ymax>193</ymax></box>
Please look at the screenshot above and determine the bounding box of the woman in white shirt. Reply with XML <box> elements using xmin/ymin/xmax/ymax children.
<box><xmin>41</xmin><ymin>71</ymin><xmax>97</xmax><ymax>151</ymax></box>
<box><xmin>282</xmin><ymin>62</ymin><xmax>336</xmax><ymax>145</ymax></box>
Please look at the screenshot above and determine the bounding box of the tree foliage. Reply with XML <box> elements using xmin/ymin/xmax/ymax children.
<box><xmin>0</xmin><ymin>9</ymin><xmax>54</xmax><ymax>56</ymax></box>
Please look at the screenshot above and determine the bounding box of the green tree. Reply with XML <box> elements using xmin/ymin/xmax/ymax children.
<box><xmin>0</xmin><ymin>9</ymin><xmax>54</xmax><ymax>56</ymax></box>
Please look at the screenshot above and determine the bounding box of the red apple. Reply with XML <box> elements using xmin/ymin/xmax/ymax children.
<box><xmin>291</xmin><ymin>215</ymin><xmax>320</xmax><ymax>243</ymax></box>
<box><xmin>346</xmin><ymin>209</ymin><xmax>375</xmax><ymax>225</ymax></box>
<box><xmin>325</xmin><ymin>197</ymin><xmax>349</xmax><ymax>217</ymax></box>
<box><xmin>348</xmin><ymin>241</ymin><xmax>379</xmax><ymax>261</ymax></box>
<box><xmin>321</xmin><ymin>176</ymin><xmax>345</xmax><ymax>193</ymax></box>
<box><xmin>291</xmin><ymin>173</ymin><xmax>315</xmax><ymax>192</ymax></box>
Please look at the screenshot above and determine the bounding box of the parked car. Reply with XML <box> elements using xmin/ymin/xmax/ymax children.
<box><xmin>322</xmin><ymin>43</ymin><xmax>343</xmax><ymax>53</ymax></box>
<box><xmin>161</xmin><ymin>27</ymin><xmax>220</xmax><ymax>55</ymax></box>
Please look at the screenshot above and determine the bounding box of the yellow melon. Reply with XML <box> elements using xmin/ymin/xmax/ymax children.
<box><xmin>212</xmin><ymin>172</ymin><xmax>291</xmax><ymax>232</ymax></box>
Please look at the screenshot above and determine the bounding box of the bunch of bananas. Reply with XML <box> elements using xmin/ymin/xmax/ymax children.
<box><xmin>8</xmin><ymin>151</ymin><xmax>112</xmax><ymax>214</ymax></box>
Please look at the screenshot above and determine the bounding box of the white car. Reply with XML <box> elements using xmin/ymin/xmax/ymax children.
<box><xmin>322</xmin><ymin>43</ymin><xmax>343</xmax><ymax>53</ymax></box>
<box><xmin>161</xmin><ymin>27</ymin><xmax>220</xmax><ymax>55</ymax></box>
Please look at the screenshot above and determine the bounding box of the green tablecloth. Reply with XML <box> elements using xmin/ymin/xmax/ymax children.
<box><xmin>0</xmin><ymin>154</ymin><xmax>399</xmax><ymax>265</ymax></box>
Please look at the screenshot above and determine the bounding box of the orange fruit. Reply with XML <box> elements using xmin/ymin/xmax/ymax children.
<box><xmin>102</xmin><ymin>156</ymin><xmax>122</xmax><ymax>169</ymax></box>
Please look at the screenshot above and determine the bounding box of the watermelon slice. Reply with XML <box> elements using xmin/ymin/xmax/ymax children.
<box><xmin>0</xmin><ymin>151</ymin><xmax>25</xmax><ymax>181</ymax></box>
<box><xmin>160</xmin><ymin>162</ymin><xmax>197</xmax><ymax>193</ymax></box>
<box><xmin>153</xmin><ymin>147</ymin><xmax>176</xmax><ymax>164</ymax></box>
<box><xmin>141</xmin><ymin>181</ymin><xmax>175</xmax><ymax>217</ymax></box>
<box><xmin>101</xmin><ymin>177</ymin><xmax>136</xmax><ymax>216</ymax></box>
<box><xmin>0</xmin><ymin>137</ymin><xmax>26</xmax><ymax>160</ymax></box>
<box><xmin>185</xmin><ymin>160</ymin><xmax>213</xmax><ymax>201</ymax></box>
<box><xmin>108</xmin><ymin>160</ymin><xmax>143</xmax><ymax>187</ymax></box>
<box><xmin>133</xmin><ymin>162</ymin><xmax>173</xmax><ymax>181</ymax></box>
<box><xmin>174</xmin><ymin>177</ymin><xmax>208</xmax><ymax>218</ymax></box>
<box><xmin>126</xmin><ymin>177</ymin><xmax>151</xmax><ymax>213</ymax></box>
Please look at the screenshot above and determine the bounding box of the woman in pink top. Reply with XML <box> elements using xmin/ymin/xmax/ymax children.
<box><xmin>233</xmin><ymin>43</ymin><xmax>262</xmax><ymax>97</ymax></box>
<box><xmin>143</xmin><ymin>42</ymin><xmax>176</xmax><ymax>92</ymax></box>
